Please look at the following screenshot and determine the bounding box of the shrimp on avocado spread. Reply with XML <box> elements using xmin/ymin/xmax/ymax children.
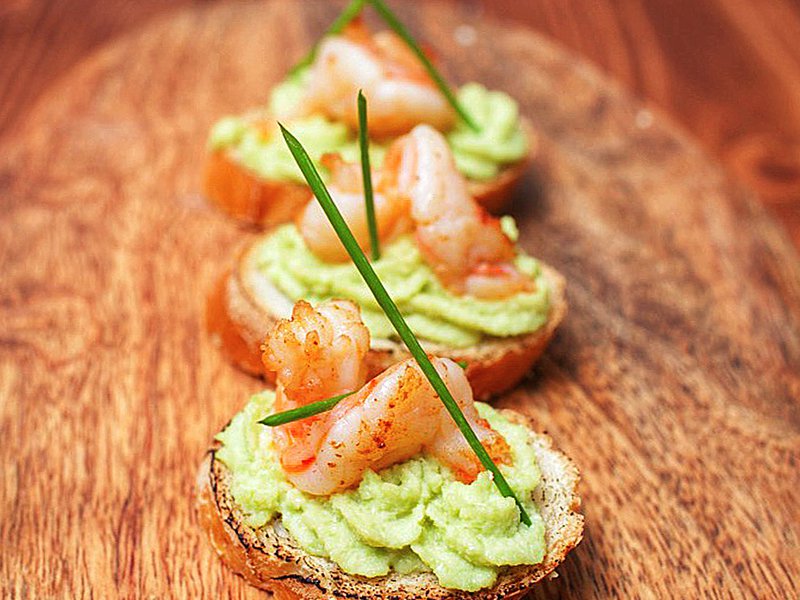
<box><xmin>262</xmin><ymin>299</ymin><xmax>511</xmax><ymax>495</ymax></box>
<box><xmin>200</xmin><ymin>298</ymin><xmax>582</xmax><ymax>594</ymax></box>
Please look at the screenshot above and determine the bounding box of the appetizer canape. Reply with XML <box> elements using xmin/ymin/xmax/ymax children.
<box><xmin>207</xmin><ymin>124</ymin><xmax>565</xmax><ymax>399</ymax></box>
<box><xmin>197</xmin><ymin>299</ymin><xmax>583</xmax><ymax>598</ymax></box>
<box><xmin>205</xmin><ymin>0</ymin><xmax>534</xmax><ymax>226</ymax></box>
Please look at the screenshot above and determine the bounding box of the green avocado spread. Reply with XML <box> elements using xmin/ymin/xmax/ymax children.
<box><xmin>208</xmin><ymin>68</ymin><xmax>528</xmax><ymax>183</ymax></box>
<box><xmin>215</xmin><ymin>390</ymin><xmax>547</xmax><ymax>591</ymax></box>
<box><xmin>252</xmin><ymin>223</ymin><xmax>550</xmax><ymax>348</ymax></box>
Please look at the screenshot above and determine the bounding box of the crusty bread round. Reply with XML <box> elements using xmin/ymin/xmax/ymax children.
<box><xmin>203</xmin><ymin>119</ymin><xmax>536</xmax><ymax>227</ymax></box>
<box><xmin>196</xmin><ymin>409</ymin><xmax>583</xmax><ymax>599</ymax></box>
<box><xmin>205</xmin><ymin>238</ymin><xmax>567</xmax><ymax>401</ymax></box>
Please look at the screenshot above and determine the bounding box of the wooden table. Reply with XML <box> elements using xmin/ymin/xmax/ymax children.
<box><xmin>2</xmin><ymin>0</ymin><xmax>800</xmax><ymax>247</ymax></box>
<box><xmin>1</xmin><ymin>1</ymin><xmax>799</xmax><ymax>598</ymax></box>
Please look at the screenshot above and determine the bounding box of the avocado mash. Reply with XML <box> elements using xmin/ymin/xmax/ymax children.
<box><xmin>208</xmin><ymin>70</ymin><xmax>528</xmax><ymax>183</ymax></box>
<box><xmin>253</xmin><ymin>224</ymin><xmax>550</xmax><ymax>348</ymax></box>
<box><xmin>215</xmin><ymin>391</ymin><xmax>547</xmax><ymax>591</ymax></box>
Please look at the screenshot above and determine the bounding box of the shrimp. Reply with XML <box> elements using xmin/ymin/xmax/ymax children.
<box><xmin>261</xmin><ymin>299</ymin><xmax>510</xmax><ymax>496</ymax></box>
<box><xmin>391</xmin><ymin>124</ymin><xmax>534</xmax><ymax>299</ymax></box>
<box><xmin>296</xmin><ymin>154</ymin><xmax>412</xmax><ymax>263</ymax></box>
<box><xmin>263</xmin><ymin>299</ymin><xmax>370</xmax><ymax>405</ymax></box>
<box><xmin>262</xmin><ymin>300</ymin><xmax>370</xmax><ymax>477</ymax></box>
<box><xmin>300</xmin><ymin>21</ymin><xmax>455</xmax><ymax>137</ymax></box>
<box><xmin>298</xmin><ymin>124</ymin><xmax>533</xmax><ymax>298</ymax></box>
<box><xmin>287</xmin><ymin>358</ymin><xmax>510</xmax><ymax>495</ymax></box>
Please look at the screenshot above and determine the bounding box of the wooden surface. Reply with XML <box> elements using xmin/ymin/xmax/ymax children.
<box><xmin>2</xmin><ymin>0</ymin><xmax>800</xmax><ymax>248</ymax></box>
<box><xmin>1</xmin><ymin>1</ymin><xmax>799</xmax><ymax>597</ymax></box>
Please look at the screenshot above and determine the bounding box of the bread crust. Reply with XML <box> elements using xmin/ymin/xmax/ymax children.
<box><xmin>205</xmin><ymin>239</ymin><xmax>566</xmax><ymax>400</ymax></box>
<box><xmin>202</xmin><ymin>120</ymin><xmax>536</xmax><ymax>226</ymax></box>
<box><xmin>204</xmin><ymin>150</ymin><xmax>312</xmax><ymax>229</ymax></box>
<box><xmin>196</xmin><ymin>409</ymin><xmax>583</xmax><ymax>599</ymax></box>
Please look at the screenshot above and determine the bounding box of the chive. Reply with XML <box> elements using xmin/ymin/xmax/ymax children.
<box><xmin>358</xmin><ymin>90</ymin><xmax>380</xmax><ymax>261</ymax></box>
<box><xmin>457</xmin><ymin>360</ymin><xmax>468</xmax><ymax>369</ymax></box>
<box><xmin>367</xmin><ymin>0</ymin><xmax>481</xmax><ymax>132</ymax></box>
<box><xmin>280</xmin><ymin>123</ymin><xmax>530</xmax><ymax>526</ymax></box>
<box><xmin>259</xmin><ymin>391</ymin><xmax>354</xmax><ymax>427</ymax></box>
<box><xmin>288</xmin><ymin>0</ymin><xmax>368</xmax><ymax>76</ymax></box>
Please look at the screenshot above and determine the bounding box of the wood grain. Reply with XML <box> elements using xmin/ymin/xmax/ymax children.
<box><xmin>1</xmin><ymin>1</ymin><xmax>799</xmax><ymax>598</ymax></box>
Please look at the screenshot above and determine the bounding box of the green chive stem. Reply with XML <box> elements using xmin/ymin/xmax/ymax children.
<box><xmin>367</xmin><ymin>0</ymin><xmax>481</xmax><ymax>132</ymax></box>
<box><xmin>279</xmin><ymin>124</ymin><xmax>529</xmax><ymax>526</ymax></box>
<box><xmin>260</xmin><ymin>391</ymin><xmax>355</xmax><ymax>427</ymax></box>
<box><xmin>288</xmin><ymin>0</ymin><xmax>368</xmax><ymax>76</ymax></box>
<box><xmin>357</xmin><ymin>91</ymin><xmax>380</xmax><ymax>261</ymax></box>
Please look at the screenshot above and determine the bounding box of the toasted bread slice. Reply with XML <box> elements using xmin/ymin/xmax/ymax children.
<box><xmin>206</xmin><ymin>239</ymin><xmax>566</xmax><ymax>400</ymax></box>
<box><xmin>203</xmin><ymin>119</ymin><xmax>535</xmax><ymax>227</ymax></box>
<box><xmin>196</xmin><ymin>408</ymin><xmax>583</xmax><ymax>599</ymax></box>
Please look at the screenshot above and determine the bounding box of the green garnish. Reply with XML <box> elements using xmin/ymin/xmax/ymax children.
<box><xmin>367</xmin><ymin>0</ymin><xmax>480</xmax><ymax>132</ymax></box>
<box><xmin>288</xmin><ymin>0</ymin><xmax>368</xmax><ymax>76</ymax></box>
<box><xmin>279</xmin><ymin>123</ymin><xmax>530</xmax><ymax>526</ymax></box>
<box><xmin>358</xmin><ymin>90</ymin><xmax>380</xmax><ymax>261</ymax></box>
<box><xmin>259</xmin><ymin>391</ymin><xmax>355</xmax><ymax>426</ymax></box>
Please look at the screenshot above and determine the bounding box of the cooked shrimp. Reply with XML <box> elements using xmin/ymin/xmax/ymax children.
<box><xmin>298</xmin><ymin>124</ymin><xmax>533</xmax><ymax>297</ymax></box>
<box><xmin>300</xmin><ymin>21</ymin><xmax>455</xmax><ymax>137</ymax></box>
<box><xmin>262</xmin><ymin>299</ymin><xmax>510</xmax><ymax>496</ymax></box>
<box><xmin>262</xmin><ymin>300</ymin><xmax>371</xmax><ymax>477</ymax></box>
<box><xmin>262</xmin><ymin>299</ymin><xmax>370</xmax><ymax>405</ymax></box>
<box><xmin>296</xmin><ymin>154</ymin><xmax>412</xmax><ymax>263</ymax></box>
<box><xmin>285</xmin><ymin>357</ymin><xmax>510</xmax><ymax>496</ymax></box>
<box><xmin>391</xmin><ymin>125</ymin><xmax>534</xmax><ymax>299</ymax></box>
